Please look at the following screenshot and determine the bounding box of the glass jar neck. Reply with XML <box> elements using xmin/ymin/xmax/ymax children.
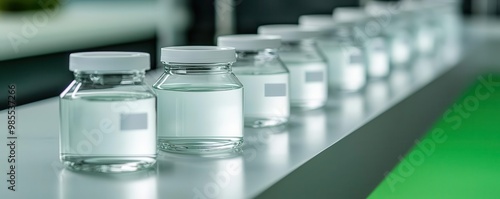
<box><xmin>333</xmin><ymin>24</ymin><xmax>370</xmax><ymax>47</ymax></box>
<box><xmin>74</xmin><ymin>71</ymin><xmax>145</xmax><ymax>85</ymax></box>
<box><xmin>280</xmin><ymin>39</ymin><xmax>317</xmax><ymax>51</ymax></box>
<box><xmin>164</xmin><ymin>63</ymin><xmax>232</xmax><ymax>74</ymax></box>
<box><xmin>334</xmin><ymin>25</ymin><xmax>356</xmax><ymax>38</ymax></box>
<box><xmin>235</xmin><ymin>49</ymin><xmax>278</xmax><ymax>62</ymax></box>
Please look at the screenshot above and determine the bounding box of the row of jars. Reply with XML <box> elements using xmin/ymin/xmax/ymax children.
<box><xmin>59</xmin><ymin>1</ymin><xmax>462</xmax><ymax>172</ymax></box>
<box><xmin>299</xmin><ymin>1</ymin><xmax>462</xmax><ymax>91</ymax></box>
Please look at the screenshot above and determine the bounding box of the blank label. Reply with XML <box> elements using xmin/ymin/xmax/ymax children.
<box><xmin>373</xmin><ymin>42</ymin><xmax>385</xmax><ymax>51</ymax></box>
<box><xmin>305</xmin><ymin>71</ymin><xmax>324</xmax><ymax>82</ymax></box>
<box><xmin>350</xmin><ymin>53</ymin><xmax>363</xmax><ymax>64</ymax></box>
<box><xmin>120</xmin><ymin>113</ymin><xmax>148</xmax><ymax>131</ymax></box>
<box><xmin>265</xmin><ymin>83</ymin><xmax>287</xmax><ymax>97</ymax></box>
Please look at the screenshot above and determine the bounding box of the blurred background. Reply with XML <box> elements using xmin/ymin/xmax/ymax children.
<box><xmin>0</xmin><ymin>0</ymin><xmax>489</xmax><ymax>109</ymax></box>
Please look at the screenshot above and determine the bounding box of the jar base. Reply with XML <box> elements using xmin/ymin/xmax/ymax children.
<box><xmin>158</xmin><ymin>137</ymin><xmax>243</xmax><ymax>154</ymax></box>
<box><xmin>244</xmin><ymin>117</ymin><xmax>288</xmax><ymax>128</ymax></box>
<box><xmin>61</xmin><ymin>154</ymin><xmax>156</xmax><ymax>173</ymax></box>
<box><xmin>291</xmin><ymin>100</ymin><xmax>326</xmax><ymax>111</ymax></box>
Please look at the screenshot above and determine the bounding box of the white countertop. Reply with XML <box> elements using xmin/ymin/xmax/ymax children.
<box><xmin>0</xmin><ymin>53</ymin><xmax>455</xmax><ymax>198</ymax></box>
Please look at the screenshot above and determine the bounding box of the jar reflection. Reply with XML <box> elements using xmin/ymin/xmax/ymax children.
<box><xmin>339</xmin><ymin>93</ymin><xmax>366</xmax><ymax>129</ymax></box>
<box><xmin>157</xmin><ymin>153</ymin><xmax>245</xmax><ymax>199</ymax></box>
<box><xmin>244</xmin><ymin>125</ymin><xmax>290</xmax><ymax>166</ymax></box>
<box><xmin>59</xmin><ymin>168</ymin><xmax>158</xmax><ymax>199</ymax></box>
<box><xmin>365</xmin><ymin>80</ymin><xmax>390</xmax><ymax>113</ymax></box>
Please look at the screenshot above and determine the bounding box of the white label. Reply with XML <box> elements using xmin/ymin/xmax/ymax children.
<box><xmin>371</xmin><ymin>38</ymin><xmax>386</xmax><ymax>52</ymax></box>
<box><xmin>237</xmin><ymin>74</ymin><xmax>289</xmax><ymax>118</ymax></box>
<box><xmin>349</xmin><ymin>53</ymin><xmax>363</xmax><ymax>65</ymax></box>
<box><xmin>265</xmin><ymin>83</ymin><xmax>287</xmax><ymax>97</ymax></box>
<box><xmin>120</xmin><ymin>113</ymin><xmax>148</xmax><ymax>131</ymax></box>
<box><xmin>60</xmin><ymin>98</ymin><xmax>156</xmax><ymax>155</ymax></box>
<box><xmin>305</xmin><ymin>71</ymin><xmax>324</xmax><ymax>82</ymax></box>
<box><xmin>156</xmin><ymin>89</ymin><xmax>243</xmax><ymax>137</ymax></box>
<box><xmin>286</xmin><ymin>62</ymin><xmax>328</xmax><ymax>103</ymax></box>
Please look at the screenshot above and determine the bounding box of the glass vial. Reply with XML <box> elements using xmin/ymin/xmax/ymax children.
<box><xmin>428</xmin><ymin>1</ymin><xmax>463</xmax><ymax>66</ymax></box>
<box><xmin>59</xmin><ymin>52</ymin><xmax>157</xmax><ymax>173</ymax></box>
<box><xmin>402</xmin><ymin>1</ymin><xmax>438</xmax><ymax>57</ymax></box>
<box><xmin>154</xmin><ymin>46</ymin><xmax>243</xmax><ymax>154</ymax></box>
<box><xmin>365</xmin><ymin>1</ymin><xmax>415</xmax><ymax>68</ymax></box>
<box><xmin>258</xmin><ymin>25</ymin><xmax>328</xmax><ymax>110</ymax></box>
<box><xmin>333</xmin><ymin>8</ymin><xmax>368</xmax><ymax>92</ymax></box>
<box><xmin>218</xmin><ymin>34</ymin><xmax>290</xmax><ymax>128</ymax></box>
<box><xmin>299</xmin><ymin>14</ymin><xmax>368</xmax><ymax>92</ymax></box>
<box><xmin>333</xmin><ymin>7</ymin><xmax>390</xmax><ymax>80</ymax></box>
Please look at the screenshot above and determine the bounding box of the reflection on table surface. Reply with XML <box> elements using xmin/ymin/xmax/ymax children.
<box><xmin>59</xmin><ymin>169</ymin><xmax>157</xmax><ymax>199</ymax></box>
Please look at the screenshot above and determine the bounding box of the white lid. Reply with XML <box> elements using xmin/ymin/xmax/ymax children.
<box><xmin>69</xmin><ymin>52</ymin><xmax>150</xmax><ymax>72</ymax></box>
<box><xmin>401</xmin><ymin>1</ymin><xmax>430</xmax><ymax>12</ymax></box>
<box><xmin>217</xmin><ymin>34</ymin><xmax>281</xmax><ymax>50</ymax></box>
<box><xmin>365</xmin><ymin>1</ymin><xmax>397</xmax><ymax>9</ymax></box>
<box><xmin>365</xmin><ymin>1</ymin><xmax>401</xmax><ymax>15</ymax></box>
<box><xmin>258</xmin><ymin>24</ymin><xmax>321</xmax><ymax>41</ymax></box>
<box><xmin>298</xmin><ymin>15</ymin><xmax>336</xmax><ymax>31</ymax></box>
<box><xmin>333</xmin><ymin>7</ymin><xmax>368</xmax><ymax>23</ymax></box>
<box><xmin>161</xmin><ymin>46</ymin><xmax>236</xmax><ymax>63</ymax></box>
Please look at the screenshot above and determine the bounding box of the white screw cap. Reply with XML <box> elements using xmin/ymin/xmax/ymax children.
<box><xmin>69</xmin><ymin>52</ymin><xmax>150</xmax><ymax>72</ymax></box>
<box><xmin>258</xmin><ymin>24</ymin><xmax>321</xmax><ymax>41</ymax></box>
<box><xmin>299</xmin><ymin>15</ymin><xmax>336</xmax><ymax>31</ymax></box>
<box><xmin>333</xmin><ymin>7</ymin><xmax>368</xmax><ymax>23</ymax></box>
<box><xmin>217</xmin><ymin>34</ymin><xmax>281</xmax><ymax>50</ymax></box>
<box><xmin>365</xmin><ymin>1</ymin><xmax>401</xmax><ymax>15</ymax></box>
<box><xmin>161</xmin><ymin>46</ymin><xmax>236</xmax><ymax>64</ymax></box>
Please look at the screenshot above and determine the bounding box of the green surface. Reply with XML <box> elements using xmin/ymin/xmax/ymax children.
<box><xmin>369</xmin><ymin>75</ymin><xmax>500</xmax><ymax>199</ymax></box>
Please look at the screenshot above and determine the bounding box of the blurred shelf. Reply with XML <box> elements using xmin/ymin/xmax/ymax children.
<box><xmin>0</xmin><ymin>1</ymin><xmax>157</xmax><ymax>61</ymax></box>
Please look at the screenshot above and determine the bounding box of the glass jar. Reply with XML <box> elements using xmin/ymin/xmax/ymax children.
<box><xmin>426</xmin><ymin>0</ymin><xmax>462</xmax><ymax>66</ymax></box>
<box><xmin>154</xmin><ymin>46</ymin><xmax>243</xmax><ymax>154</ymax></box>
<box><xmin>299</xmin><ymin>14</ymin><xmax>368</xmax><ymax>92</ymax></box>
<box><xmin>258</xmin><ymin>25</ymin><xmax>328</xmax><ymax>110</ymax></box>
<box><xmin>365</xmin><ymin>1</ymin><xmax>415</xmax><ymax>68</ymax></box>
<box><xmin>59</xmin><ymin>52</ymin><xmax>156</xmax><ymax>173</ymax></box>
<box><xmin>333</xmin><ymin>7</ymin><xmax>390</xmax><ymax>81</ymax></box>
<box><xmin>333</xmin><ymin>7</ymin><xmax>390</xmax><ymax>80</ymax></box>
<box><xmin>442</xmin><ymin>0</ymin><xmax>463</xmax><ymax>66</ymax></box>
<box><xmin>218</xmin><ymin>35</ymin><xmax>290</xmax><ymax>128</ymax></box>
<box><xmin>402</xmin><ymin>1</ymin><xmax>439</xmax><ymax>57</ymax></box>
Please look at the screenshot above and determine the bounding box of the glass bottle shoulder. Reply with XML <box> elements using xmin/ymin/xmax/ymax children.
<box><xmin>153</xmin><ymin>69</ymin><xmax>243</xmax><ymax>92</ymax></box>
<box><xmin>231</xmin><ymin>51</ymin><xmax>289</xmax><ymax>75</ymax></box>
<box><xmin>278</xmin><ymin>41</ymin><xmax>326</xmax><ymax>63</ymax></box>
<box><xmin>60</xmin><ymin>72</ymin><xmax>155</xmax><ymax>100</ymax></box>
<box><xmin>60</xmin><ymin>80</ymin><xmax>155</xmax><ymax>101</ymax></box>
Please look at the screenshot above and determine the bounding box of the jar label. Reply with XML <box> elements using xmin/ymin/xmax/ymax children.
<box><xmin>371</xmin><ymin>38</ymin><xmax>386</xmax><ymax>52</ymax></box>
<box><xmin>265</xmin><ymin>83</ymin><xmax>287</xmax><ymax>97</ymax></box>
<box><xmin>350</xmin><ymin>53</ymin><xmax>363</xmax><ymax>64</ymax></box>
<box><xmin>305</xmin><ymin>71</ymin><xmax>324</xmax><ymax>82</ymax></box>
<box><xmin>120</xmin><ymin>113</ymin><xmax>148</xmax><ymax>131</ymax></box>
